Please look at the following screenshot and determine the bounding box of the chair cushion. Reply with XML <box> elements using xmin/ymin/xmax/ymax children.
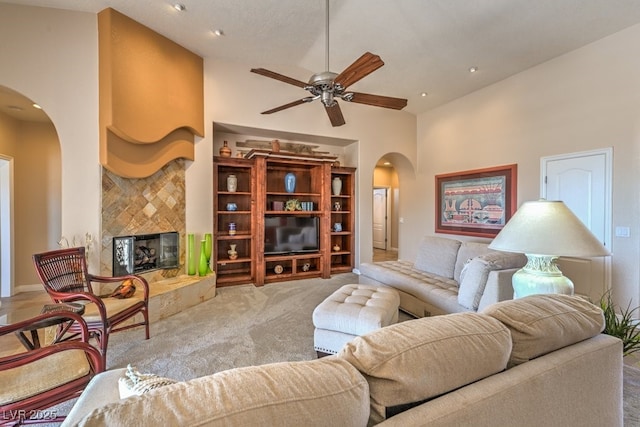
<box><xmin>413</xmin><ymin>236</ymin><xmax>461</xmax><ymax>279</ymax></box>
<box><xmin>482</xmin><ymin>294</ymin><xmax>605</xmax><ymax>367</ymax></box>
<box><xmin>82</xmin><ymin>296</ymin><xmax>143</xmax><ymax>322</ymax></box>
<box><xmin>458</xmin><ymin>251</ymin><xmax>526</xmax><ymax>310</ymax></box>
<box><xmin>74</xmin><ymin>358</ymin><xmax>370</xmax><ymax>427</ymax></box>
<box><xmin>0</xmin><ymin>349</ymin><xmax>90</xmax><ymax>404</ymax></box>
<box><xmin>337</xmin><ymin>312</ymin><xmax>511</xmax><ymax>424</ymax></box>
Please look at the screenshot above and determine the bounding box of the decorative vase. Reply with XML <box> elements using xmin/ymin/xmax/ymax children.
<box><xmin>187</xmin><ymin>233</ymin><xmax>196</xmax><ymax>275</ymax></box>
<box><xmin>219</xmin><ymin>140</ymin><xmax>232</xmax><ymax>157</ymax></box>
<box><xmin>228</xmin><ymin>222</ymin><xmax>237</xmax><ymax>236</ymax></box>
<box><xmin>204</xmin><ymin>233</ymin><xmax>213</xmax><ymax>274</ymax></box>
<box><xmin>228</xmin><ymin>244</ymin><xmax>238</xmax><ymax>260</ymax></box>
<box><xmin>198</xmin><ymin>240</ymin><xmax>208</xmax><ymax>276</ymax></box>
<box><xmin>332</xmin><ymin>176</ymin><xmax>342</xmax><ymax>195</ymax></box>
<box><xmin>227</xmin><ymin>174</ymin><xmax>237</xmax><ymax>192</ymax></box>
<box><xmin>284</xmin><ymin>172</ymin><xmax>296</xmax><ymax>193</ymax></box>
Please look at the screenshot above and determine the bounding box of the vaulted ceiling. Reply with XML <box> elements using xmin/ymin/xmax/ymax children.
<box><xmin>3</xmin><ymin>0</ymin><xmax>640</xmax><ymax>120</ymax></box>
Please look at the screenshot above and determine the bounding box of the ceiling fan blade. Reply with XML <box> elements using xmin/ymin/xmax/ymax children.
<box><xmin>250</xmin><ymin>68</ymin><xmax>308</xmax><ymax>88</ymax></box>
<box><xmin>261</xmin><ymin>99</ymin><xmax>307</xmax><ymax>114</ymax></box>
<box><xmin>325</xmin><ymin>103</ymin><xmax>345</xmax><ymax>127</ymax></box>
<box><xmin>348</xmin><ymin>92</ymin><xmax>408</xmax><ymax>110</ymax></box>
<box><xmin>334</xmin><ymin>52</ymin><xmax>384</xmax><ymax>89</ymax></box>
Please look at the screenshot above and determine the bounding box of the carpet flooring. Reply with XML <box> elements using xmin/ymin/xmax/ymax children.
<box><xmin>49</xmin><ymin>273</ymin><xmax>640</xmax><ymax>425</ymax></box>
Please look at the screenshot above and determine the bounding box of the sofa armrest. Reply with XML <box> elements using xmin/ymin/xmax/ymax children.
<box><xmin>477</xmin><ymin>268</ymin><xmax>518</xmax><ymax>311</ymax></box>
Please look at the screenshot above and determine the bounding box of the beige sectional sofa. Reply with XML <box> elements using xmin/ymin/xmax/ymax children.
<box><xmin>63</xmin><ymin>295</ymin><xmax>623</xmax><ymax>427</ymax></box>
<box><xmin>359</xmin><ymin>235</ymin><xmax>527</xmax><ymax>317</ymax></box>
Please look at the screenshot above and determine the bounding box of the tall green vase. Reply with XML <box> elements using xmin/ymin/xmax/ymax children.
<box><xmin>198</xmin><ymin>240</ymin><xmax>208</xmax><ymax>276</ymax></box>
<box><xmin>187</xmin><ymin>233</ymin><xmax>196</xmax><ymax>275</ymax></box>
<box><xmin>204</xmin><ymin>233</ymin><xmax>213</xmax><ymax>274</ymax></box>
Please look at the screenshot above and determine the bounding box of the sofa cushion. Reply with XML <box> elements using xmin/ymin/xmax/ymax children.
<box><xmin>359</xmin><ymin>261</ymin><xmax>465</xmax><ymax>314</ymax></box>
<box><xmin>482</xmin><ymin>294</ymin><xmax>605</xmax><ymax>367</ymax></box>
<box><xmin>453</xmin><ymin>241</ymin><xmax>490</xmax><ymax>282</ymax></box>
<box><xmin>337</xmin><ymin>312</ymin><xmax>511</xmax><ymax>424</ymax></box>
<box><xmin>74</xmin><ymin>358</ymin><xmax>370</xmax><ymax>427</ymax></box>
<box><xmin>458</xmin><ymin>251</ymin><xmax>527</xmax><ymax>310</ymax></box>
<box><xmin>413</xmin><ymin>236</ymin><xmax>461</xmax><ymax>279</ymax></box>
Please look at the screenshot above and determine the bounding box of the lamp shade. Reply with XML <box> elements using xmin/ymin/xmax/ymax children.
<box><xmin>488</xmin><ymin>200</ymin><xmax>609</xmax><ymax>257</ymax></box>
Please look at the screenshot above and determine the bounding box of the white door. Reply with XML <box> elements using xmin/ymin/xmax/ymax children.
<box><xmin>373</xmin><ymin>188</ymin><xmax>387</xmax><ymax>250</ymax></box>
<box><xmin>541</xmin><ymin>148</ymin><xmax>612</xmax><ymax>303</ymax></box>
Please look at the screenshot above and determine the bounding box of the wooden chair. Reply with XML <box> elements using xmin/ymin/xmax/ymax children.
<box><xmin>0</xmin><ymin>311</ymin><xmax>104</xmax><ymax>426</ymax></box>
<box><xmin>32</xmin><ymin>247</ymin><xmax>150</xmax><ymax>365</ymax></box>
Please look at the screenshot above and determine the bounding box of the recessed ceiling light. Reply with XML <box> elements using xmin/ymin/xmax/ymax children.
<box><xmin>173</xmin><ymin>4</ymin><xmax>186</xmax><ymax>11</ymax></box>
<box><xmin>32</xmin><ymin>103</ymin><xmax>42</xmax><ymax>109</ymax></box>
<box><xmin>383</xmin><ymin>161</ymin><xmax>391</xmax><ymax>166</ymax></box>
<box><xmin>420</xmin><ymin>92</ymin><xmax>428</xmax><ymax>97</ymax></box>
<box><xmin>213</xmin><ymin>29</ymin><xmax>225</xmax><ymax>37</ymax></box>
<box><xmin>469</xmin><ymin>66</ymin><xmax>478</xmax><ymax>73</ymax></box>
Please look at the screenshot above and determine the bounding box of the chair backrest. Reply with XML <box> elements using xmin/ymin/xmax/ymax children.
<box><xmin>33</xmin><ymin>247</ymin><xmax>93</xmax><ymax>297</ymax></box>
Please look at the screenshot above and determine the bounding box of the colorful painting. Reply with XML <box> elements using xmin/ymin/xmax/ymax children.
<box><xmin>435</xmin><ymin>164</ymin><xmax>517</xmax><ymax>238</ymax></box>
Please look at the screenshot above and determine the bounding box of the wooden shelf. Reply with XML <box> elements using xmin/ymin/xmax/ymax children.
<box><xmin>214</xmin><ymin>156</ymin><xmax>355</xmax><ymax>286</ymax></box>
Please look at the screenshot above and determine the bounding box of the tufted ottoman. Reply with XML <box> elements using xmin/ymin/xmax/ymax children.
<box><xmin>312</xmin><ymin>284</ymin><xmax>400</xmax><ymax>357</ymax></box>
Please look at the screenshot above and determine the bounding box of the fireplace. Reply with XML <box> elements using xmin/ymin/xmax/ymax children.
<box><xmin>112</xmin><ymin>232</ymin><xmax>179</xmax><ymax>276</ymax></box>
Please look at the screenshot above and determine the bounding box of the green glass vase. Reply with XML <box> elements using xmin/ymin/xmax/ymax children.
<box><xmin>204</xmin><ymin>233</ymin><xmax>213</xmax><ymax>274</ymax></box>
<box><xmin>198</xmin><ymin>240</ymin><xmax>208</xmax><ymax>276</ymax></box>
<box><xmin>187</xmin><ymin>233</ymin><xmax>196</xmax><ymax>275</ymax></box>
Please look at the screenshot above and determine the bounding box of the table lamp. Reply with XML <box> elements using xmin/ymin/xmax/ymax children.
<box><xmin>488</xmin><ymin>199</ymin><xmax>610</xmax><ymax>298</ymax></box>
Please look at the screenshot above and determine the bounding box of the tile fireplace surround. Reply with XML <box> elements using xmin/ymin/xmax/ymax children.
<box><xmin>99</xmin><ymin>159</ymin><xmax>216</xmax><ymax>316</ymax></box>
<box><xmin>100</xmin><ymin>160</ymin><xmax>187</xmax><ymax>282</ymax></box>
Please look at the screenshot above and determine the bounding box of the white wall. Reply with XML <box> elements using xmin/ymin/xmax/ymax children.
<box><xmin>0</xmin><ymin>4</ymin><xmax>100</xmax><ymax>276</ymax></box>
<box><xmin>414</xmin><ymin>24</ymin><xmax>640</xmax><ymax>308</ymax></box>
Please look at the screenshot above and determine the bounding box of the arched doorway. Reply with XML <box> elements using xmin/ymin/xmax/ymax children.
<box><xmin>372</xmin><ymin>156</ymin><xmax>399</xmax><ymax>262</ymax></box>
<box><xmin>0</xmin><ymin>85</ymin><xmax>60</xmax><ymax>296</ymax></box>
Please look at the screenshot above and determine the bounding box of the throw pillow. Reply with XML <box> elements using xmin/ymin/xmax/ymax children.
<box><xmin>337</xmin><ymin>313</ymin><xmax>511</xmax><ymax>424</ymax></box>
<box><xmin>458</xmin><ymin>251</ymin><xmax>527</xmax><ymax>310</ymax></box>
<box><xmin>110</xmin><ymin>279</ymin><xmax>136</xmax><ymax>299</ymax></box>
<box><xmin>482</xmin><ymin>294</ymin><xmax>605</xmax><ymax>367</ymax></box>
<box><xmin>453</xmin><ymin>241</ymin><xmax>491</xmax><ymax>283</ymax></box>
<box><xmin>413</xmin><ymin>236</ymin><xmax>461</xmax><ymax>279</ymax></box>
<box><xmin>118</xmin><ymin>364</ymin><xmax>177</xmax><ymax>398</ymax></box>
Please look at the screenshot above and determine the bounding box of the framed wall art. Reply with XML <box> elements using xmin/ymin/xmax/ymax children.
<box><xmin>435</xmin><ymin>164</ymin><xmax>517</xmax><ymax>238</ymax></box>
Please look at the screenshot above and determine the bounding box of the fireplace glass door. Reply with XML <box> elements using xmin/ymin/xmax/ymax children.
<box><xmin>113</xmin><ymin>232</ymin><xmax>179</xmax><ymax>276</ymax></box>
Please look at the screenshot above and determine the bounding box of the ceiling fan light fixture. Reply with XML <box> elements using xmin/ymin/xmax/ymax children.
<box><xmin>321</xmin><ymin>91</ymin><xmax>336</xmax><ymax>107</ymax></box>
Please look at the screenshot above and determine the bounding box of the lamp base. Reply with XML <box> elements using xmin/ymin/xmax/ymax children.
<box><xmin>512</xmin><ymin>254</ymin><xmax>574</xmax><ymax>299</ymax></box>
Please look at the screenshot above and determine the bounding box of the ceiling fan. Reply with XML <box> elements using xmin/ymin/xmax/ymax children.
<box><xmin>250</xmin><ymin>0</ymin><xmax>407</xmax><ymax>127</ymax></box>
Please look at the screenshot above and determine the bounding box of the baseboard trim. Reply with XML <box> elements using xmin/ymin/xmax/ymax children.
<box><xmin>15</xmin><ymin>283</ymin><xmax>42</xmax><ymax>293</ymax></box>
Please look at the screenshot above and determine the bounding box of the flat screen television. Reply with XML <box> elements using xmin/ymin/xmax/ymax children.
<box><xmin>264</xmin><ymin>216</ymin><xmax>320</xmax><ymax>255</ymax></box>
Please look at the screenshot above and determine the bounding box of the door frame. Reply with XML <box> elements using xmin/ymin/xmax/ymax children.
<box><xmin>540</xmin><ymin>147</ymin><xmax>613</xmax><ymax>292</ymax></box>
<box><xmin>0</xmin><ymin>154</ymin><xmax>14</xmax><ymax>297</ymax></box>
<box><xmin>373</xmin><ymin>186</ymin><xmax>391</xmax><ymax>250</ymax></box>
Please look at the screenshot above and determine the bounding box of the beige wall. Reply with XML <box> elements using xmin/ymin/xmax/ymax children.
<box><xmin>199</xmin><ymin>58</ymin><xmax>417</xmax><ymax>267</ymax></box>
<box><xmin>0</xmin><ymin>4</ymin><xmax>100</xmax><ymax>287</ymax></box>
<box><xmin>0</xmin><ymin>112</ymin><xmax>60</xmax><ymax>287</ymax></box>
<box><xmin>413</xmin><ymin>24</ymin><xmax>640</xmax><ymax>307</ymax></box>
